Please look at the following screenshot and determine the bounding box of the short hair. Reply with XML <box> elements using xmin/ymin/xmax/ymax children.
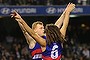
<box><xmin>32</xmin><ymin>21</ymin><xmax>43</xmax><ymax>29</ymax></box>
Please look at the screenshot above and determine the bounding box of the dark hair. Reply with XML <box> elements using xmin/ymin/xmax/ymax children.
<box><xmin>45</xmin><ymin>24</ymin><xmax>65</xmax><ymax>45</ymax></box>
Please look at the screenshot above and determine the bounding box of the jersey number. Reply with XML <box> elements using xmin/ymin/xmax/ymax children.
<box><xmin>51</xmin><ymin>45</ymin><xmax>58</xmax><ymax>59</ymax></box>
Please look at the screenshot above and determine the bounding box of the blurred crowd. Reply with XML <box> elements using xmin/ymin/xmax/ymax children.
<box><xmin>0</xmin><ymin>0</ymin><xmax>90</xmax><ymax>6</ymax></box>
<box><xmin>0</xmin><ymin>36</ymin><xmax>32</xmax><ymax>60</ymax></box>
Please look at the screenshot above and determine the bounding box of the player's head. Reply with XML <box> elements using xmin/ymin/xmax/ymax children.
<box><xmin>45</xmin><ymin>24</ymin><xmax>64</xmax><ymax>45</ymax></box>
<box><xmin>32</xmin><ymin>21</ymin><xmax>44</xmax><ymax>36</ymax></box>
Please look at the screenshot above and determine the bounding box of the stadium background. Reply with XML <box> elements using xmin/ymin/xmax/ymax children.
<box><xmin>0</xmin><ymin>0</ymin><xmax>90</xmax><ymax>60</ymax></box>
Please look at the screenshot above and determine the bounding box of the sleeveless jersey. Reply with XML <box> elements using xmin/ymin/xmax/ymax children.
<box><xmin>42</xmin><ymin>42</ymin><xmax>62</xmax><ymax>60</ymax></box>
<box><xmin>29</xmin><ymin>36</ymin><xmax>46</xmax><ymax>60</ymax></box>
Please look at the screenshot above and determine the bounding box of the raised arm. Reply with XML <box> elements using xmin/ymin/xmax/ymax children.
<box><xmin>55</xmin><ymin>3</ymin><xmax>71</xmax><ymax>28</ymax></box>
<box><xmin>60</xmin><ymin>3</ymin><xmax>75</xmax><ymax>38</ymax></box>
<box><xmin>11</xmin><ymin>11</ymin><xmax>46</xmax><ymax>47</ymax></box>
<box><xmin>18</xmin><ymin>22</ymin><xmax>36</xmax><ymax>48</ymax></box>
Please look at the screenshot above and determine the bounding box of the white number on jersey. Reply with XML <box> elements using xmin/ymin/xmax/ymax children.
<box><xmin>51</xmin><ymin>45</ymin><xmax>58</xmax><ymax>59</ymax></box>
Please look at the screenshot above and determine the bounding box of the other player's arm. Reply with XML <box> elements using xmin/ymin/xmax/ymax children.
<box><xmin>55</xmin><ymin>3</ymin><xmax>70</xmax><ymax>28</ymax></box>
<box><xmin>60</xmin><ymin>3</ymin><xmax>75</xmax><ymax>39</ymax></box>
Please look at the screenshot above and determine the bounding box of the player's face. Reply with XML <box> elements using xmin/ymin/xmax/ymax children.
<box><xmin>34</xmin><ymin>24</ymin><xmax>44</xmax><ymax>36</ymax></box>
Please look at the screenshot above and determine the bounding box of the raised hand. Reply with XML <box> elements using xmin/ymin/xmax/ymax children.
<box><xmin>65</xmin><ymin>3</ymin><xmax>75</xmax><ymax>13</ymax></box>
<box><xmin>11</xmin><ymin>10</ymin><xmax>22</xmax><ymax>22</ymax></box>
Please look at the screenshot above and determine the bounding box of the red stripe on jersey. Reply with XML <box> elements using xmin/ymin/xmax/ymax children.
<box><xmin>42</xmin><ymin>55</ymin><xmax>62</xmax><ymax>60</ymax></box>
<box><xmin>31</xmin><ymin>49</ymin><xmax>42</xmax><ymax>56</ymax></box>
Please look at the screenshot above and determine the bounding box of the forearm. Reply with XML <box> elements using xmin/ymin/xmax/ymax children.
<box><xmin>60</xmin><ymin>12</ymin><xmax>70</xmax><ymax>38</ymax></box>
<box><xmin>63</xmin><ymin>12</ymin><xmax>70</xmax><ymax>28</ymax></box>
<box><xmin>24</xmin><ymin>32</ymin><xmax>33</xmax><ymax>45</ymax></box>
<box><xmin>19</xmin><ymin>18</ymin><xmax>35</xmax><ymax>36</ymax></box>
<box><xmin>18</xmin><ymin>22</ymin><xmax>31</xmax><ymax>44</ymax></box>
<box><xmin>62</xmin><ymin>3</ymin><xmax>75</xmax><ymax>29</ymax></box>
<box><xmin>18</xmin><ymin>22</ymin><xmax>26</xmax><ymax>33</ymax></box>
<box><xmin>55</xmin><ymin>10</ymin><xmax>66</xmax><ymax>28</ymax></box>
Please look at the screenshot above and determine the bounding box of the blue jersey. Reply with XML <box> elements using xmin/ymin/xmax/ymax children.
<box><xmin>29</xmin><ymin>36</ymin><xmax>46</xmax><ymax>60</ymax></box>
<box><xmin>42</xmin><ymin>42</ymin><xmax>62</xmax><ymax>60</ymax></box>
<box><xmin>30</xmin><ymin>42</ymin><xmax>42</xmax><ymax>60</ymax></box>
